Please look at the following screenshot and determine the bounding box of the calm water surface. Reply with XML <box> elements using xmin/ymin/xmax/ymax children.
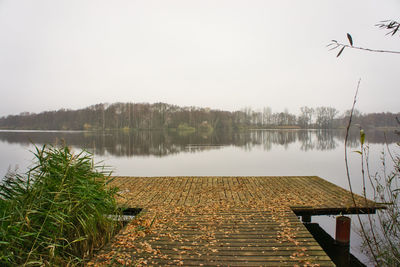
<box><xmin>0</xmin><ymin>129</ymin><xmax>398</xmax><ymax>265</ymax></box>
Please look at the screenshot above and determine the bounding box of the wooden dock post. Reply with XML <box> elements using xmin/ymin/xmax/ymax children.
<box><xmin>335</xmin><ymin>216</ymin><xmax>351</xmax><ymax>266</ymax></box>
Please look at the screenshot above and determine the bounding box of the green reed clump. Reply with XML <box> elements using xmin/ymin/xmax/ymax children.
<box><xmin>0</xmin><ymin>145</ymin><xmax>121</xmax><ymax>266</ymax></box>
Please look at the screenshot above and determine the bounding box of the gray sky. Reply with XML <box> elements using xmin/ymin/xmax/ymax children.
<box><xmin>0</xmin><ymin>0</ymin><xmax>399</xmax><ymax>117</ymax></box>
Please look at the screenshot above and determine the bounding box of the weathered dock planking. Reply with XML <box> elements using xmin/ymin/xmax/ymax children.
<box><xmin>90</xmin><ymin>176</ymin><xmax>381</xmax><ymax>266</ymax></box>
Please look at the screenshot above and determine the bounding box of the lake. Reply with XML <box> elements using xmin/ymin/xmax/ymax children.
<box><xmin>0</xmin><ymin>128</ymin><xmax>397</xmax><ymax>265</ymax></box>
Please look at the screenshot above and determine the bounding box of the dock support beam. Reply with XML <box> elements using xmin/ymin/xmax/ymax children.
<box><xmin>335</xmin><ymin>216</ymin><xmax>351</xmax><ymax>267</ymax></box>
<box><xmin>301</xmin><ymin>215</ymin><xmax>311</xmax><ymax>223</ymax></box>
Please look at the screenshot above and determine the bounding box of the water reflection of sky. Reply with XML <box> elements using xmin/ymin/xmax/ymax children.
<box><xmin>1</xmin><ymin>129</ymin><xmax>397</xmax><ymax>193</ymax></box>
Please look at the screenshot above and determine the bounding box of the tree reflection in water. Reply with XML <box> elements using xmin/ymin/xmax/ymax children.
<box><xmin>0</xmin><ymin>129</ymin><xmax>397</xmax><ymax>158</ymax></box>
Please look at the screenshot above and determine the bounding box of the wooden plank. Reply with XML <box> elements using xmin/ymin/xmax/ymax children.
<box><xmin>94</xmin><ymin>176</ymin><xmax>382</xmax><ymax>266</ymax></box>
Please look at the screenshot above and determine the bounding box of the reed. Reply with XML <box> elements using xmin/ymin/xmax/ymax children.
<box><xmin>0</xmin><ymin>145</ymin><xmax>121</xmax><ymax>266</ymax></box>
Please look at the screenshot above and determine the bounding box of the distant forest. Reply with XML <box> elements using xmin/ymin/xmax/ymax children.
<box><xmin>0</xmin><ymin>102</ymin><xmax>398</xmax><ymax>131</ymax></box>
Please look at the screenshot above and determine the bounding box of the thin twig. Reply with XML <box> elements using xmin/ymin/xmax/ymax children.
<box><xmin>343</xmin><ymin>79</ymin><xmax>379</xmax><ymax>265</ymax></box>
<box><xmin>361</xmin><ymin>143</ymin><xmax>380</xmax><ymax>256</ymax></box>
<box><xmin>329</xmin><ymin>41</ymin><xmax>400</xmax><ymax>55</ymax></box>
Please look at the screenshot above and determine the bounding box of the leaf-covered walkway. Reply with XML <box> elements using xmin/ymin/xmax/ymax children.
<box><xmin>90</xmin><ymin>176</ymin><xmax>378</xmax><ymax>266</ymax></box>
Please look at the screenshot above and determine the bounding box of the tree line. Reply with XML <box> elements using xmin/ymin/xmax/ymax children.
<box><xmin>0</xmin><ymin>102</ymin><xmax>398</xmax><ymax>130</ymax></box>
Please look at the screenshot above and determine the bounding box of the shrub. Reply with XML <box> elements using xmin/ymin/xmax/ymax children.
<box><xmin>0</xmin><ymin>145</ymin><xmax>121</xmax><ymax>266</ymax></box>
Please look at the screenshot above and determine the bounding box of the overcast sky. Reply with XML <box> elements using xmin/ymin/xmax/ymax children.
<box><xmin>0</xmin><ymin>0</ymin><xmax>399</xmax><ymax>117</ymax></box>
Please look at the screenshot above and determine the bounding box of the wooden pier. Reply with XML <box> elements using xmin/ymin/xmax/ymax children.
<box><xmin>90</xmin><ymin>176</ymin><xmax>381</xmax><ymax>266</ymax></box>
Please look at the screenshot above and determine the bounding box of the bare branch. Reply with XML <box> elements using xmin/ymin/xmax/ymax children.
<box><xmin>344</xmin><ymin>79</ymin><xmax>380</xmax><ymax>265</ymax></box>
<box><xmin>328</xmin><ymin>40</ymin><xmax>400</xmax><ymax>56</ymax></box>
